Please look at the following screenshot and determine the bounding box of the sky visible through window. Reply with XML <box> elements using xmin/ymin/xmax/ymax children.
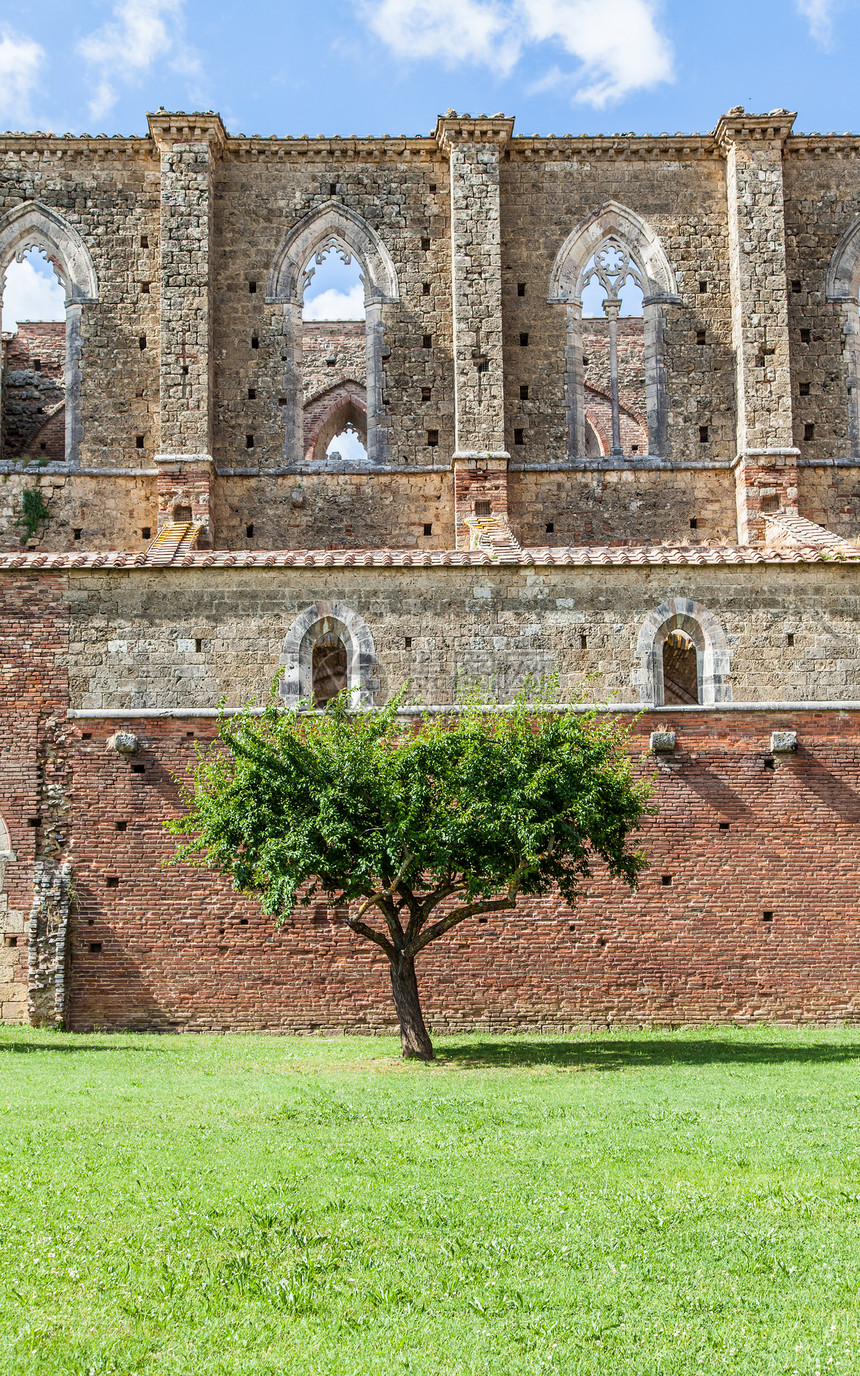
<box><xmin>1</xmin><ymin>249</ymin><xmax>65</xmax><ymax>333</ymax></box>
<box><xmin>302</xmin><ymin>249</ymin><xmax>364</xmax><ymax>321</ymax></box>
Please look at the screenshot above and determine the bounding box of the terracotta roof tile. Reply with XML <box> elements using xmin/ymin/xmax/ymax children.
<box><xmin>1</xmin><ymin>541</ymin><xmax>859</xmax><ymax>572</ymax></box>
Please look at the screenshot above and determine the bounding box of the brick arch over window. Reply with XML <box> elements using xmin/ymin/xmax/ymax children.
<box><xmin>0</xmin><ymin>201</ymin><xmax>99</xmax><ymax>468</ymax></box>
<box><xmin>826</xmin><ymin>218</ymin><xmax>860</xmax><ymax>457</ymax></box>
<box><xmin>303</xmin><ymin>380</ymin><xmax>367</xmax><ymax>463</ymax></box>
<box><xmin>548</xmin><ymin>201</ymin><xmax>679</xmax><ymax>460</ymax></box>
<box><xmin>279</xmin><ymin>601</ymin><xmax>378</xmax><ymax>708</ymax></box>
<box><xmin>634</xmin><ymin>598</ymin><xmax>732</xmax><ymax>706</ymax></box>
<box><xmin>268</xmin><ymin>203</ymin><xmax>399</xmax><ymax>467</ymax></box>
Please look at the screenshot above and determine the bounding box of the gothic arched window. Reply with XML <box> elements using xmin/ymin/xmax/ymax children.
<box><xmin>548</xmin><ymin>201</ymin><xmax>679</xmax><ymax>462</ymax></box>
<box><xmin>0</xmin><ymin>201</ymin><xmax>99</xmax><ymax>470</ymax></box>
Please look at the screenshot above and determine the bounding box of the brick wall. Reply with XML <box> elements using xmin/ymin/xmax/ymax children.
<box><xmin>62</xmin><ymin>709</ymin><xmax>860</xmax><ymax>1033</ymax></box>
<box><xmin>0</xmin><ymin>575</ymin><xmax>69</xmax><ymax>1023</ymax></box>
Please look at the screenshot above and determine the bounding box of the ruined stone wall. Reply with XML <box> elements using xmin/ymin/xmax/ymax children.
<box><xmin>798</xmin><ymin>464</ymin><xmax>860</xmax><ymax>536</ymax></box>
<box><xmin>61</xmin><ymin>561</ymin><xmax>860</xmax><ymax>712</ymax></box>
<box><xmin>499</xmin><ymin>143</ymin><xmax>736</xmax><ymax>465</ymax></box>
<box><xmin>2</xmin><ymin>321</ymin><xmax>65</xmax><ymax>460</ymax></box>
<box><xmin>783</xmin><ymin>143</ymin><xmax>860</xmax><ymax>460</ymax></box>
<box><xmin>301</xmin><ymin>321</ymin><xmax>366</xmax><ymax>406</ymax></box>
<box><xmin>0</xmin><ymin>137</ymin><xmax>160</xmax><ymax>470</ymax></box>
<box><xmin>1</xmin><ymin>115</ymin><xmax>859</xmax><ymax>551</ymax></box>
<box><xmin>62</xmin><ymin>708</ymin><xmax>860</xmax><ymax>1033</ymax></box>
<box><xmin>212</xmin><ymin>143</ymin><xmax>454</xmax><ymax>472</ymax></box>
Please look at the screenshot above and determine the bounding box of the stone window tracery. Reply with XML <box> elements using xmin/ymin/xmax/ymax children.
<box><xmin>826</xmin><ymin>219</ymin><xmax>860</xmax><ymax>456</ymax></box>
<box><xmin>268</xmin><ymin>204</ymin><xmax>399</xmax><ymax>467</ymax></box>
<box><xmin>548</xmin><ymin>202</ymin><xmax>679</xmax><ymax>461</ymax></box>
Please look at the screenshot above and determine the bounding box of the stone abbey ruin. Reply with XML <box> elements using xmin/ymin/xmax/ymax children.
<box><xmin>2</xmin><ymin>106</ymin><xmax>860</xmax><ymax>1032</ymax></box>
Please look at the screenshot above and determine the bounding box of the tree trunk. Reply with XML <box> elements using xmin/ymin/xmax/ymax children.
<box><xmin>388</xmin><ymin>953</ymin><xmax>434</xmax><ymax>1060</ymax></box>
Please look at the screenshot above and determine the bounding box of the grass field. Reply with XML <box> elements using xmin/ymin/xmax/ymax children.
<box><xmin>0</xmin><ymin>1025</ymin><xmax>859</xmax><ymax>1375</ymax></box>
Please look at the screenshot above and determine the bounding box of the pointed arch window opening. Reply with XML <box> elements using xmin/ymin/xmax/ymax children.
<box><xmin>0</xmin><ymin>202</ymin><xmax>100</xmax><ymax>471</ymax></box>
<box><xmin>2</xmin><ymin>247</ymin><xmax>69</xmax><ymax>465</ymax></box>
<box><xmin>301</xmin><ymin>240</ymin><xmax>366</xmax><ymax>323</ymax></box>
<box><xmin>581</xmin><ymin>239</ymin><xmax>645</xmax><ymax>458</ymax></box>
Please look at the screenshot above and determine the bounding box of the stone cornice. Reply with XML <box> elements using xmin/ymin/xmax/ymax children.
<box><xmin>434</xmin><ymin>112</ymin><xmax>516</xmax><ymax>153</ymax></box>
<box><xmin>714</xmin><ymin>107</ymin><xmax>797</xmax><ymax>152</ymax></box>
<box><xmin>147</xmin><ymin>111</ymin><xmax>228</xmax><ymax>153</ymax></box>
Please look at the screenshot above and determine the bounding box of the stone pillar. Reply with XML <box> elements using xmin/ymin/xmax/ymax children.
<box><xmin>716</xmin><ymin>108</ymin><xmax>799</xmax><ymax>544</ymax></box>
<box><xmin>148</xmin><ymin>111</ymin><xmax>226</xmax><ymax>546</ymax></box>
<box><xmin>435</xmin><ymin>113</ymin><xmax>514</xmax><ymax>548</ymax></box>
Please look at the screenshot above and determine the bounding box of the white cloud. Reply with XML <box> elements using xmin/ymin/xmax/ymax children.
<box><xmin>76</xmin><ymin>0</ymin><xmax>200</xmax><ymax>123</ymax></box>
<box><xmin>795</xmin><ymin>0</ymin><xmax>837</xmax><ymax>43</ymax></box>
<box><xmin>364</xmin><ymin>0</ymin><xmax>672</xmax><ymax>105</ymax></box>
<box><xmin>327</xmin><ymin>428</ymin><xmax>369</xmax><ymax>462</ymax></box>
<box><xmin>366</xmin><ymin>0</ymin><xmax>519</xmax><ymax>72</ymax></box>
<box><xmin>0</xmin><ymin>27</ymin><xmax>46</xmax><ymax>130</ymax></box>
<box><xmin>303</xmin><ymin>283</ymin><xmax>366</xmax><ymax>321</ymax></box>
<box><xmin>2</xmin><ymin>255</ymin><xmax>66</xmax><ymax>334</ymax></box>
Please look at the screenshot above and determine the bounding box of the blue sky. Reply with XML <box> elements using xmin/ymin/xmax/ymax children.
<box><xmin>3</xmin><ymin>0</ymin><xmax>860</xmax><ymax>338</ymax></box>
<box><xmin>1</xmin><ymin>0</ymin><xmax>859</xmax><ymax>142</ymax></box>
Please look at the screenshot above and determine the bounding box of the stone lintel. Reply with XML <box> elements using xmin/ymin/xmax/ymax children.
<box><xmin>435</xmin><ymin>112</ymin><xmax>515</xmax><ymax>153</ymax></box>
<box><xmin>714</xmin><ymin>107</ymin><xmax>797</xmax><ymax>151</ymax></box>
<box><xmin>452</xmin><ymin>450</ymin><xmax>511</xmax><ymax>469</ymax></box>
<box><xmin>154</xmin><ymin>453</ymin><xmax>215</xmax><ymax>471</ymax></box>
<box><xmin>147</xmin><ymin>111</ymin><xmax>228</xmax><ymax>153</ymax></box>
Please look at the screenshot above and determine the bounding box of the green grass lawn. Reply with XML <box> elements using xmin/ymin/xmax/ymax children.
<box><xmin>1</xmin><ymin>1026</ymin><xmax>859</xmax><ymax>1375</ymax></box>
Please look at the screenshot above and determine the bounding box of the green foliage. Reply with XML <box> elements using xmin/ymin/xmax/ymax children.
<box><xmin>16</xmin><ymin>483</ymin><xmax>50</xmax><ymax>541</ymax></box>
<box><xmin>1</xmin><ymin>1025</ymin><xmax>860</xmax><ymax>1374</ymax></box>
<box><xmin>169</xmin><ymin>685</ymin><xmax>652</xmax><ymax>958</ymax></box>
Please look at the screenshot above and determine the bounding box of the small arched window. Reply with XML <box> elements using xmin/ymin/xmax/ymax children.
<box><xmin>312</xmin><ymin>634</ymin><xmax>348</xmax><ymax>707</ymax></box>
<box><xmin>280</xmin><ymin>600</ymin><xmax>378</xmax><ymax>708</ymax></box>
<box><xmin>635</xmin><ymin>598</ymin><xmax>732</xmax><ymax>707</ymax></box>
<box><xmin>662</xmin><ymin>630</ymin><xmax>699</xmax><ymax>704</ymax></box>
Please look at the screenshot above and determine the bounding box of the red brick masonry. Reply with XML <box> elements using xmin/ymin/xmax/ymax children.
<box><xmin>62</xmin><ymin>709</ymin><xmax>860</xmax><ymax>1033</ymax></box>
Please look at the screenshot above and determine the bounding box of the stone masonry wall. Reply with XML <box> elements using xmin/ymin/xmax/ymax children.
<box><xmin>62</xmin><ymin>562</ymin><xmax>860</xmax><ymax>712</ymax></box>
<box><xmin>507</xmin><ymin>466</ymin><xmax>737</xmax><ymax>547</ymax></box>
<box><xmin>1</xmin><ymin>114</ymin><xmax>860</xmax><ymax>550</ymax></box>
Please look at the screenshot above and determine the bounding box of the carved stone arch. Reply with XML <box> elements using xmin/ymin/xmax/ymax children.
<box><xmin>826</xmin><ymin>218</ymin><xmax>860</xmax><ymax>303</ymax></box>
<box><xmin>548</xmin><ymin>200</ymin><xmax>678</xmax><ymax>306</ymax></box>
<box><xmin>0</xmin><ymin>201</ymin><xmax>99</xmax><ymax>468</ymax></box>
<box><xmin>0</xmin><ymin>200</ymin><xmax>98</xmax><ymax>304</ymax></box>
<box><xmin>826</xmin><ymin>219</ymin><xmax>860</xmax><ymax>457</ymax></box>
<box><xmin>268</xmin><ymin>203</ymin><xmax>398</xmax><ymax>466</ymax></box>
<box><xmin>279</xmin><ymin>601</ymin><xmax>378</xmax><ymax>708</ymax></box>
<box><xmin>549</xmin><ymin>201</ymin><xmax>678</xmax><ymax>461</ymax></box>
<box><xmin>267</xmin><ymin>201</ymin><xmax>399</xmax><ymax>305</ymax></box>
<box><xmin>634</xmin><ymin>598</ymin><xmax>732</xmax><ymax>706</ymax></box>
<box><xmin>303</xmin><ymin>379</ymin><xmax>368</xmax><ymax>463</ymax></box>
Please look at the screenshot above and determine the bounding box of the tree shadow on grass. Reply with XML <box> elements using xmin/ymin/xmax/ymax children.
<box><xmin>435</xmin><ymin>1036</ymin><xmax>860</xmax><ymax>1072</ymax></box>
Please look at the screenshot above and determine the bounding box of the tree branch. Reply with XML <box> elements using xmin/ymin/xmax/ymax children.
<box><xmin>336</xmin><ymin>910</ymin><xmax>396</xmax><ymax>959</ymax></box>
<box><xmin>408</xmin><ymin>850</ymin><xmax>553</xmax><ymax>956</ymax></box>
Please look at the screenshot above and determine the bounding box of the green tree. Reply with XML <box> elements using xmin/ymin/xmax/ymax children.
<box><xmin>168</xmin><ymin>688</ymin><xmax>653</xmax><ymax>1060</ymax></box>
